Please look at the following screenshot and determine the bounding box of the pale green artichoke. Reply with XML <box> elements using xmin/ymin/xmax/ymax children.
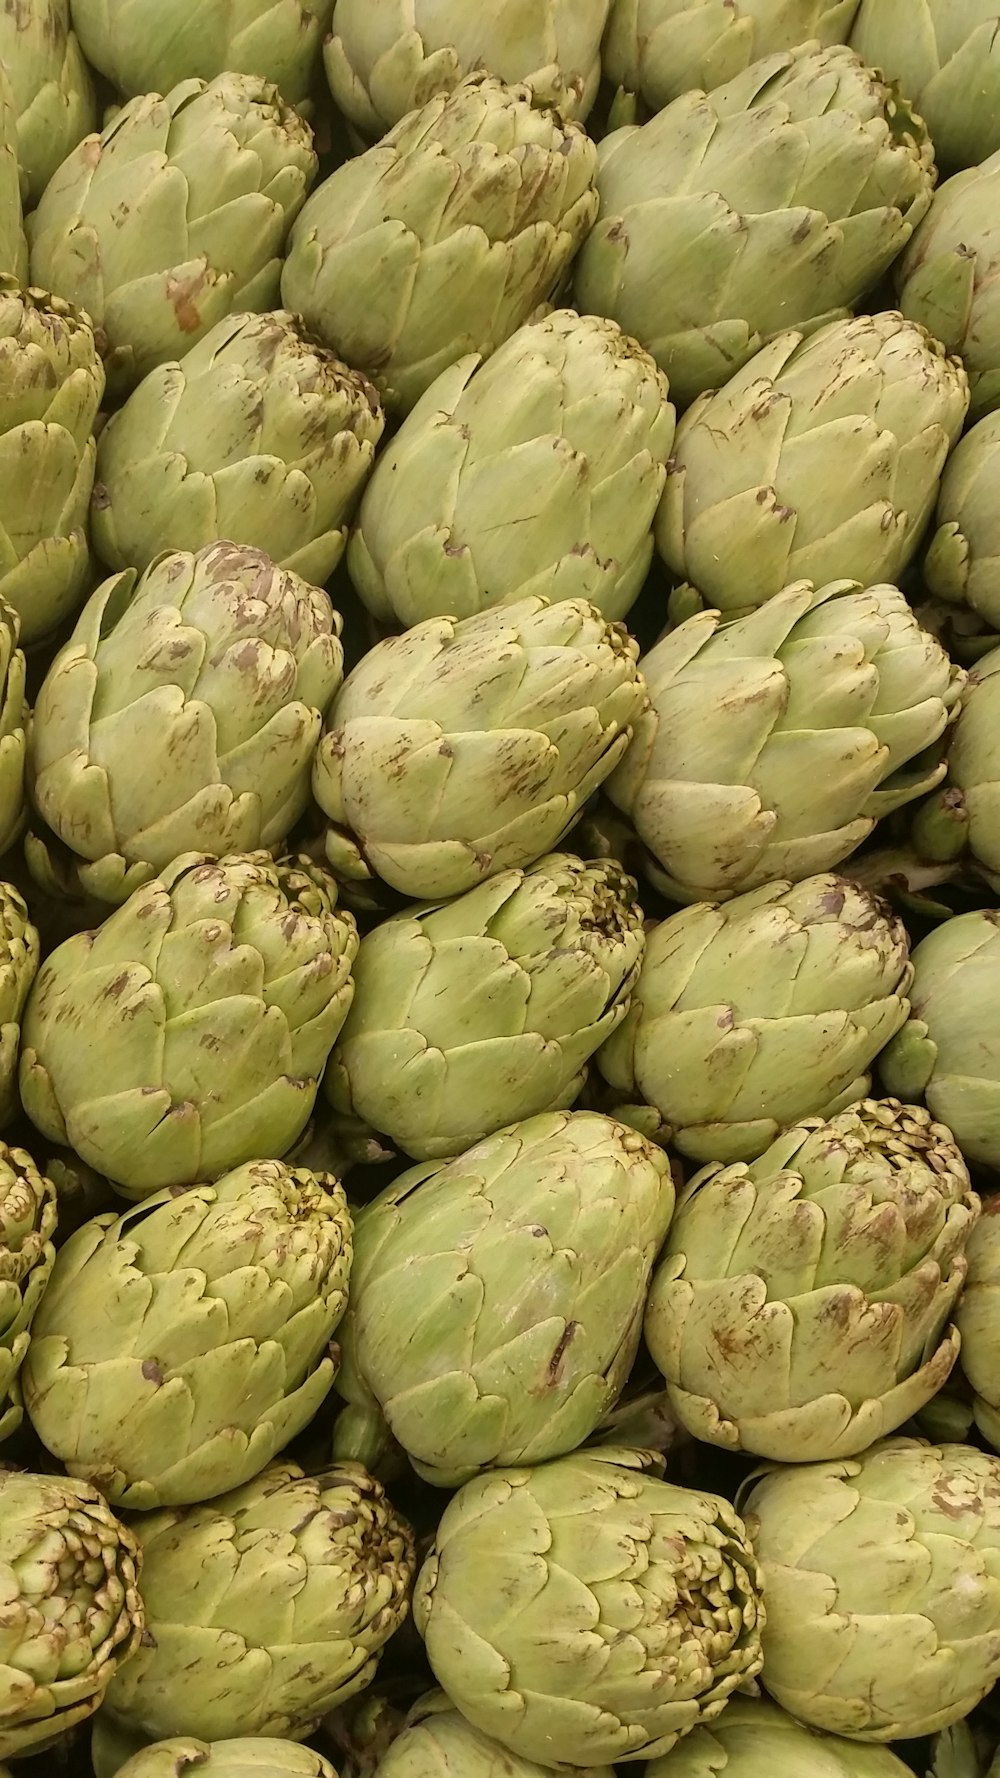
<box><xmin>923</xmin><ymin>644</ymin><xmax>1000</xmax><ymax>890</ymax></box>
<box><xmin>91</xmin><ymin>312</ymin><xmax>384</xmax><ymax>583</ymax></box>
<box><xmin>312</xmin><ymin>595</ymin><xmax>646</xmax><ymax>901</ymax></box>
<box><xmin>280</xmin><ymin>74</ymin><xmax>598</xmax><ymax>416</ymax></box>
<box><xmin>346</xmin><ymin>309</ymin><xmax>674</xmax><ymax>627</ymax></box>
<box><xmin>897</xmin><ymin>154</ymin><xmax>1000</xmax><ymax>424</ymax></box>
<box><xmin>0</xmin><ymin>1468</ymin><xmax>143</xmax><ymax>1759</ymax></box>
<box><xmin>956</xmin><ymin>1194</ymin><xmax>1000</xmax><ymax>1453</ymax></box>
<box><xmin>23</xmin><ymin>1158</ymin><xmax>353</xmax><ymax>1509</ymax></box>
<box><xmin>880</xmin><ymin>908</ymin><xmax>1000</xmax><ymax>1167</ymax></box>
<box><xmin>740</xmin><ymin>1437</ymin><xmax>1000</xmax><ymax>1739</ymax></box>
<box><xmin>0</xmin><ymin>598</ymin><xmax>25</xmax><ymax>858</ymax></box>
<box><xmin>333</xmin><ymin>1110</ymin><xmax>674</xmax><ymax>1486</ymax></box>
<box><xmin>573</xmin><ymin>46</ymin><xmax>935</xmax><ymax>408</ymax></box>
<box><xmin>598</xmin><ymin>872</ymin><xmax>913</xmax><ymax>1163</ymax></box>
<box><xmin>19</xmin><ymin>851</ymin><xmax>359</xmax><ymax>1197</ymax></box>
<box><xmin>926</xmin><ymin>413</ymin><xmax>1000</xmax><ymax>631</ymax></box>
<box><xmin>414</xmin><ymin>1447</ymin><xmax>764</xmax><ymax>1768</ymax></box>
<box><xmin>27</xmin><ymin>542</ymin><xmax>344</xmax><ymax>906</ymax></box>
<box><xmin>0</xmin><ymin>66</ymin><xmax>27</xmax><ymax>284</ymax></box>
<box><xmin>325</xmin><ymin>0</ymin><xmax>609</xmax><ymax>136</ymax></box>
<box><xmin>103</xmin><ymin>1459</ymin><xmax>415</xmax><ymax>1742</ymax></box>
<box><xmin>644</xmin><ymin>1696</ymin><xmax>918</xmax><ymax>1778</ymax></box>
<box><xmin>0</xmin><ymin>1144</ymin><xmax>57</xmax><ymax>1441</ymax></box>
<box><xmin>851</xmin><ymin>0</ymin><xmax>1000</xmax><ymax>174</ymax></box>
<box><xmin>28</xmin><ymin>74</ymin><xmax>317</xmax><ymax>395</ymax></box>
<box><xmin>325</xmin><ymin>855</ymin><xmax>645</xmax><ymax>1160</ymax></box>
<box><xmin>0</xmin><ymin>0</ymin><xmax>96</xmax><ymax>203</ymax></box>
<box><xmin>69</xmin><ymin>0</ymin><xmax>334</xmax><ymax>106</ymax></box>
<box><xmin>645</xmin><ymin>1097</ymin><xmax>978</xmax><ymax>1462</ymax></box>
<box><xmin>656</xmin><ymin>312</ymin><xmax>970</xmax><ymax>615</ymax></box>
<box><xmin>376</xmin><ymin>1691</ymin><xmax>617</xmax><ymax>1778</ymax></box>
<box><xmin>0</xmin><ymin>884</ymin><xmax>39</xmax><ymax>1131</ymax></box>
<box><xmin>117</xmin><ymin>1743</ymin><xmax>338</xmax><ymax>1778</ymax></box>
<box><xmin>607</xmin><ymin>577</ymin><xmax>964</xmax><ymax>904</ymax></box>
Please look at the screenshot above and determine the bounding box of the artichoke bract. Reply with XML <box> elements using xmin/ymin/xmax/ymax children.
<box><xmin>926</xmin><ymin>413</ymin><xmax>1000</xmax><ymax>631</ymax></box>
<box><xmin>103</xmin><ymin>1459</ymin><xmax>415</xmax><ymax>1742</ymax></box>
<box><xmin>0</xmin><ymin>0</ymin><xmax>96</xmax><ymax>204</ymax></box>
<box><xmin>644</xmin><ymin>1696</ymin><xmax>917</xmax><ymax>1778</ymax></box>
<box><xmin>333</xmin><ymin>1111</ymin><xmax>674</xmax><ymax>1486</ymax></box>
<box><xmin>896</xmin><ymin>154</ymin><xmax>1000</xmax><ymax>425</ymax></box>
<box><xmin>573</xmin><ymin>45</ymin><xmax>935</xmax><ymax>409</ymax></box>
<box><xmin>347</xmin><ymin>309</ymin><xmax>674</xmax><ymax>628</ymax></box>
<box><xmin>312</xmin><ymin>595</ymin><xmax>646</xmax><ymax>902</ymax></box>
<box><xmin>850</xmin><ymin>0</ymin><xmax>1000</xmax><ymax>174</ymax></box>
<box><xmin>68</xmin><ymin>0</ymin><xmax>334</xmax><ymax>106</ymax></box>
<box><xmin>23</xmin><ymin>1158</ymin><xmax>353</xmax><ymax>1510</ymax></box>
<box><xmin>326</xmin><ymin>856</ymin><xmax>645</xmax><ymax>1160</ymax></box>
<box><xmin>414</xmin><ymin>1447</ymin><xmax>764</xmax><ymax>1768</ymax></box>
<box><xmin>27</xmin><ymin>542</ymin><xmax>344</xmax><ymax>906</ymax></box>
<box><xmin>740</xmin><ymin>1437</ymin><xmax>1000</xmax><ymax>1739</ymax></box>
<box><xmin>598</xmin><ymin>872</ymin><xmax>913</xmax><ymax>1164</ymax></box>
<box><xmin>0</xmin><ymin>1144</ymin><xmax>57</xmax><ymax>1441</ymax></box>
<box><xmin>0</xmin><ymin>884</ymin><xmax>40</xmax><ymax>1131</ymax></box>
<box><xmin>280</xmin><ymin>74</ymin><xmax>599</xmax><ymax>416</ymax></box>
<box><xmin>608</xmin><ymin>578</ymin><xmax>964</xmax><ymax>904</ymax></box>
<box><xmin>956</xmin><ymin>1195</ymin><xmax>1000</xmax><ymax>1454</ymax></box>
<box><xmin>0</xmin><ymin>1469</ymin><xmax>143</xmax><ymax>1759</ymax></box>
<box><xmin>92</xmin><ymin>312</ymin><xmax>385</xmax><ymax>584</ymax></box>
<box><xmin>116</xmin><ymin>1743</ymin><xmax>338</xmax><ymax>1778</ymax></box>
<box><xmin>657</xmin><ymin>312</ymin><xmax>970</xmax><ymax>616</ymax></box>
<box><xmin>645</xmin><ymin>1098</ymin><xmax>979</xmax><ymax>1463</ymax></box>
<box><xmin>880</xmin><ymin>909</ymin><xmax>1000</xmax><ymax>1169</ymax></box>
<box><xmin>19</xmin><ymin>851</ymin><xmax>359</xmax><ymax>1197</ymax></box>
<box><xmin>28</xmin><ymin>74</ymin><xmax>317</xmax><ymax>395</ymax></box>
<box><xmin>0</xmin><ymin>67</ymin><xmax>27</xmax><ymax>285</ymax></box>
<box><xmin>376</xmin><ymin>1691</ymin><xmax>617</xmax><ymax>1778</ymax></box>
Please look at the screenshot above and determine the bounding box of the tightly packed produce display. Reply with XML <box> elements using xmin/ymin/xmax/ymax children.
<box><xmin>9</xmin><ymin>2</ymin><xmax>1000</xmax><ymax>1776</ymax></box>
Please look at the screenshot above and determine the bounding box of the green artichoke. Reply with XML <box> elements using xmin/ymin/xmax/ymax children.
<box><xmin>923</xmin><ymin>644</ymin><xmax>1000</xmax><ymax>889</ymax></box>
<box><xmin>280</xmin><ymin>74</ymin><xmax>599</xmax><ymax>416</ymax></box>
<box><xmin>324</xmin><ymin>0</ymin><xmax>610</xmax><ymax>136</ymax></box>
<box><xmin>414</xmin><ymin>1447</ymin><xmax>764</xmax><ymax>1768</ymax></box>
<box><xmin>573</xmin><ymin>45</ymin><xmax>935</xmax><ymax>408</ymax></box>
<box><xmin>0</xmin><ymin>1468</ymin><xmax>143</xmax><ymax>1759</ymax></box>
<box><xmin>599</xmin><ymin>872</ymin><xmax>912</xmax><ymax>1163</ymax></box>
<box><xmin>103</xmin><ymin>1459</ymin><xmax>415</xmax><ymax>1742</ymax></box>
<box><xmin>0</xmin><ymin>598</ymin><xmax>25</xmax><ymax>858</ymax></box>
<box><xmin>0</xmin><ymin>883</ymin><xmax>39</xmax><ymax>1130</ymax></box>
<box><xmin>607</xmin><ymin>577</ymin><xmax>964</xmax><ymax>904</ymax></box>
<box><xmin>603</xmin><ymin>0</ymin><xmax>860</xmax><ymax>118</ymax></box>
<box><xmin>956</xmin><ymin>1195</ymin><xmax>1000</xmax><ymax>1453</ymax></box>
<box><xmin>739</xmin><ymin>1437</ymin><xmax>1000</xmax><ymax>1739</ymax></box>
<box><xmin>375</xmin><ymin>1691</ymin><xmax>617</xmax><ymax>1778</ymax></box>
<box><xmin>656</xmin><ymin>312</ymin><xmax>970</xmax><ymax>615</ymax></box>
<box><xmin>27</xmin><ymin>542</ymin><xmax>344</xmax><ymax>906</ymax></box>
<box><xmin>19</xmin><ymin>851</ymin><xmax>359</xmax><ymax>1196</ymax></box>
<box><xmin>645</xmin><ymin>1097</ymin><xmax>978</xmax><ymax>1462</ymax></box>
<box><xmin>116</xmin><ymin>1742</ymin><xmax>339</xmax><ymax>1778</ymax></box>
<box><xmin>0</xmin><ymin>1144</ymin><xmax>57</xmax><ymax>1441</ymax></box>
<box><xmin>68</xmin><ymin>0</ymin><xmax>334</xmax><ymax>107</ymax></box>
<box><xmin>850</xmin><ymin>0</ymin><xmax>1000</xmax><ymax>174</ymax></box>
<box><xmin>896</xmin><ymin>154</ymin><xmax>1000</xmax><ymax>424</ymax></box>
<box><xmin>0</xmin><ymin>66</ymin><xmax>27</xmax><ymax>284</ymax></box>
<box><xmin>346</xmin><ymin>309</ymin><xmax>674</xmax><ymax>627</ymax></box>
<box><xmin>23</xmin><ymin>1157</ymin><xmax>353</xmax><ymax>1509</ymax></box>
<box><xmin>644</xmin><ymin>1696</ymin><xmax>918</xmax><ymax>1778</ymax></box>
<box><xmin>325</xmin><ymin>855</ymin><xmax>645</xmax><ymax>1160</ymax></box>
<box><xmin>333</xmin><ymin>1110</ymin><xmax>674</xmax><ymax>1485</ymax></box>
<box><xmin>880</xmin><ymin>909</ymin><xmax>1000</xmax><ymax>1167</ymax></box>
<box><xmin>313</xmin><ymin>596</ymin><xmax>646</xmax><ymax>902</ymax></box>
<box><xmin>926</xmin><ymin>413</ymin><xmax>1000</xmax><ymax>631</ymax></box>
<box><xmin>28</xmin><ymin>74</ymin><xmax>317</xmax><ymax>395</ymax></box>
<box><xmin>0</xmin><ymin>0</ymin><xmax>96</xmax><ymax>204</ymax></box>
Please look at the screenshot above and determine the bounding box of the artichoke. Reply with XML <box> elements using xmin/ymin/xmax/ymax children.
<box><xmin>280</xmin><ymin>73</ymin><xmax>599</xmax><ymax>416</ymax></box>
<box><xmin>346</xmin><ymin>309</ymin><xmax>674</xmax><ymax>628</ymax></box>
<box><xmin>656</xmin><ymin>312</ymin><xmax>970</xmax><ymax>615</ymax></box>
<box><xmin>325</xmin><ymin>855</ymin><xmax>645</xmax><ymax>1160</ymax></box>
<box><xmin>0</xmin><ymin>883</ymin><xmax>39</xmax><ymax>1130</ymax></box>
<box><xmin>103</xmin><ymin>1459</ymin><xmax>415</xmax><ymax>1742</ymax></box>
<box><xmin>896</xmin><ymin>154</ymin><xmax>1000</xmax><ymax>424</ymax></box>
<box><xmin>27</xmin><ymin>542</ymin><xmax>344</xmax><ymax>906</ymax></box>
<box><xmin>739</xmin><ymin>1437</ymin><xmax>1000</xmax><ymax>1739</ymax></box>
<box><xmin>607</xmin><ymin>577</ymin><xmax>964</xmax><ymax>904</ymax></box>
<box><xmin>0</xmin><ymin>599</ymin><xmax>24</xmax><ymax>858</ymax></box>
<box><xmin>644</xmin><ymin>1696</ymin><xmax>919</xmax><ymax>1778</ymax></box>
<box><xmin>414</xmin><ymin>1446</ymin><xmax>764</xmax><ymax>1768</ymax></box>
<box><xmin>23</xmin><ymin>1157</ymin><xmax>353</xmax><ymax>1510</ymax></box>
<box><xmin>0</xmin><ymin>1144</ymin><xmax>57</xmax><ymax>1441</ymax></box>
<box><xmin>645</xmin><ymin>1097</ymin><xmax>979</xmax><ymax>1462</ymax></box>
<box><xmin>19</xmin><ymin>851</ymin><xmax>359</xmax><ymax>1197</ymax></box>
<box><xmin>333</xmin><ymin>1110</ymin><xmax>674</xmax><ymax>1486</ymax></box>
<box><xmin>851</xmin><ymin>0</ymin><xmax>1000</xmax><ymax>174</ymax></box>
<box><xmin>28</xmin><ymin>73</ymin><xmax>317</xmax><ymax>395</ymax></box>
<box><xmin>0</xmin><ymin>1468</ymin><xmax>143</xmax><ymax>1759</ymax></box>
<box><xmin>880</xmin><ymin>909</ymin><xmax>1000</xmax><ymax>1169</ymax></box>
<box><xmin>956</xmin><ymin>1195</ymin><xmax>1000</xmax><ymax>1453</ymax></box>
<box><xmin>926</xmin><ymin>413</ymin><xmax>1000</xmax><ymax>632</ymax></box>
<box><xmin>923</xmin><ymin>644</ymin><xmax>1000</xmax><ymax>890</ymax></box>
<box><xmin>313</xmin><ymin>595</ymin><xmax>646</xmax><ymax>902</ymax></box>
<box><xmin>68</xmin><ymin>0</ymin><xmax>334</xmax><ymax>106</ymax></box>
<box><xmin>375</xmin><ymin>1691</ymin><xmax>617</xmax><ymax>1778</ymax></box>
<box><xmin>599</xmin><ymin>871</ymin><xmax>913</xmax><ymax>1164</ymax></box>
<box><xmin>116</xmin><ymin>1743</ymin><xmax>339</xmax><ymax>1778</ymax></box>
<box><xmin>0</xmin><ymin>66</ymin><xmax>27</xmax><ymax>284</ymax></box>
<box><xmin>0</xmin><ymin>0</ymin><xmax>97</xmax><ymax>204</ymax></box>
<box><xmin>573</xmin><ymin>45</ymin><xmax>935</xmax><ymax>408</ymax></box>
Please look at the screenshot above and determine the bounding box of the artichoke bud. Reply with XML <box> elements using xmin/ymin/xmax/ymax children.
<box><xmin>0</xmin><ymin>1143</ymin><xmax>57</xmax><ymax>1441</ymax></box>
<box><xmin>0</xmin><ymin>65</ymin><xmax>27</xmax><ymax>286</ymax></box>
<box><xmin>896</xmin><ymin>151</ymin><xmax>1000</xmax><ymax>423</ymax></box>
<box><xmin>114</xmin><ymin>1741</ymin><xmax>341</xmax><ymax>1778</ymax></box>
<box><xmin>69</xmin><ymin>0</ymin><xmax>334</xmax><ymax>108</ymax></box>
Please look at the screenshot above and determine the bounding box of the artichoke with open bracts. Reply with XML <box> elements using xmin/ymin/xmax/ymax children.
<box><xmin>68</xmin><ymin>0</ymin><xmax>334</xmax><ymax>106</ymax></box>
<box><xmin>0</xmin><ymin>0</ymin><xmax>96</xmax><ymax>205</ymax></box>
<box><xmin>897</xmin><ymin>154</ymin><xmax>1000</xmax><ymax>425</ymax></box>
<box><xmin>375</xmin><ymin>1691</ymin><xmax>617</xmax><ymax>1778</ymax></box>
<box><xmin>956</xmin><ymin>1195</ymin><xmax>1000</xmax><ymax>1454</ymax></box>
<box><xmin>0</xmin><ymin>884</ymin><xmax>39</xmax><ymax>1131</ymax></box>
<box><xmin>0</xmin><ymin>1144</ymin><xmax>57</xmax><ymax>1441</ymax></box>
<box><xmin>926</xmin><ymin>414</ymin><xmax>1000</xmax><ymax>632</ymax></box>
<box><xmin>0</xmin><ymin>67</ymin><xmax>26</xmax><ymax>285</ymax></box>
<box><xmin>117</xmin><ymin>1743</ymin><xmax>339</xmax><ymax>1778</ymax></box>
<box><xmin>851</xmin><ymin>0</ymin><xmax>1000</xmax><ymax>174</ymax></box>
<box><xmin>644</xmin><ymin>1696</ymin><xmax>919</xmax><ymax>1778</ymax></box>
<box><xmin>280</xmin><ymin>74</ymin><xmax>598</xmax><ymax>416</ymax></box>
<box><xmin>18</xmin><ymin>851</ymin><xmax>359</xmax><ymax>1197</ymax></box>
